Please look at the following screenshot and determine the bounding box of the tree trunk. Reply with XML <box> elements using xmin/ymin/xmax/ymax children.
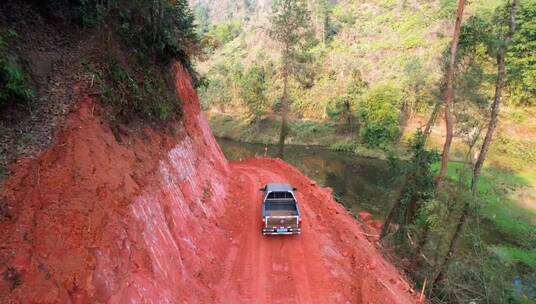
<box><xmin>437</xmin><ymin>0</ymin><xmax>466</xmax><ymax>188</ymax></box>
<box><xmin>430</xmin><ymin>201</ymin><xmax>470</xmax><ymax>290</ymax></box>
<box><xmin>472</xmin><ymin>0</ymin><xmax>518</xmax><ymax>194</ymax></box>
<box><xmin>381</xmin><ymin>197</ymin><xmax>401</xmax><ymax>239</ymax></box>
<box><xmin>381</xmin><ymin>179</ymin><xmax>408</xmax><ymax>239</ymax></box>
<box><xmin>466</xmin><ymin>124</ymin><xmax>483</xmax><ymax>165</ymax></box>
<box><xmin>278</xmin><ymin>46</ymin><xmax>290</xmax><ymax>158</ymax></box>
<box><xmin>424</xmin><ymin>101</ymin><xmax>440</xmax><ymax>143</ymax></box>
<box><xmin>323</xmin><ymin>15</ymin><xmax>328</xmax><ymax>45</ymax></box>
<box><xmin>345</xmin><ymin>99</ymin><xmax>354</xmax><ymax>134</ymax></box>
<box><xmin>398</xmin><ymin>100</ymin><xmax>410</xmax><ymax>143</ymax></box>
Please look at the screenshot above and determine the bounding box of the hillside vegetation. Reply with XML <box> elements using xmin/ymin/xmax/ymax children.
<box><xmin>0</xmin><ymin>0</ymin><xmax>200</xmax><ymax>180</ymax></box>
<box><xmin>194</xmin><ymin>0</ymin><xmax>534</xmax><ymax>151</ymax></box>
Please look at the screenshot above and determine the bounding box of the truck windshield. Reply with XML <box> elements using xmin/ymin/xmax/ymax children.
<box><xmin>266</xmin><ymin>191</ymin><xmax>294</xmax><ymax>199</ymax></box>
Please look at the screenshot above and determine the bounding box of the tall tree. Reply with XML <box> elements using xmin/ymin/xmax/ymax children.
<box><xmin>269</xmin><ymin>0</ymin><xmax>314</xmax><ymax>157</ymax></box>
<box><xmin>471</xmin><ymin>0</ymin><xmax>519</xmax><ymax>193</ymax></box>
<box><xmin>437</xmin><ymin>0</ymin><xmax>466</xmax><ymax>187</ymax></box>
<box><xmin>431</xmin><ymin>1</ymin><xmax>520</xmax><ymax>289</ymax></box>
<box><xmin>314</xmin><ymin>0</ymin><xmax>332</xmax><ymax>45</ymax></box>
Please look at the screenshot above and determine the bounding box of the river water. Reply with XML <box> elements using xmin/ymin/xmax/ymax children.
<box><xmin>217</xmin><ymin>138</ymin><xmax>403</xmax><ymax>220</ymax></box>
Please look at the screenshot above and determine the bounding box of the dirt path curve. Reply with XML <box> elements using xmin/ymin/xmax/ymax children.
<box><xmin>215</xmin><ymin>158</ymin><xmax>418</xmax><ymax>304</ymax></box>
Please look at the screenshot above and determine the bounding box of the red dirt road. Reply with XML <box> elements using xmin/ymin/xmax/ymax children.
<box><xmin>217</xmin><ymin>158</ymin><xmax>417</xmax><ymax>304</ymax></box>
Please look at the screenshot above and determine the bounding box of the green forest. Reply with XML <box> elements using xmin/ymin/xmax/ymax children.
<box><xmin>192</xmin><ymin>0</ymin><xmax>536</xmax><ymax>303</ymax></box>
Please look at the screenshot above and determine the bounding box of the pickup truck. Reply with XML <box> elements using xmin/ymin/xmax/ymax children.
<box><xmin>260</xmin><ymin>183</ymin><xmax>302</xmax><ymax>235</ymax></box>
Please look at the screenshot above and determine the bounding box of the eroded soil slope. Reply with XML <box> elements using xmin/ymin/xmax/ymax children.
<box><xmin>0</xmin><ymin>63</ymin><xmax>231</xmax><ymax>303</ymax></box>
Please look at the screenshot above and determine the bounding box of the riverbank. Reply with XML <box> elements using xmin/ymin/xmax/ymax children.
<box><xmin>208</xmin><ymin>112</ymin><xmax>412</xmax><ymax>160</ymax></box>
<box><xmin>208</xmin><ymin>112</ymin><xmax>350</xmax><ymax>146</ymax></box>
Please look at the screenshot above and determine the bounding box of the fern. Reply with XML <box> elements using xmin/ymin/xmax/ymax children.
<box><xmin>0</xmin><ymin>55</ymin><xmax>34</xmax><ymax>108</ymax></box>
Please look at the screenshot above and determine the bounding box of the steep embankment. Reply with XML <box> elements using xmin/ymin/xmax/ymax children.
<box><xmin>1</xmin><ymin>62</ymin><xmax>417</xmax><ymax>303</ymax></box>
<box><xmin>0</xmin><ymin>63</ymin><xmax>230</xmax><ymax>302</ymax></box>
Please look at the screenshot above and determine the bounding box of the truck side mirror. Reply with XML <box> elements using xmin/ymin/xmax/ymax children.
<box><xmin>293</xmin><ymin>187</ymin><xmax>297</xmax><ymax>191</ymax></box>
<box><xmin>259</xmin><ymin>187</ymin><xmax>266</xmax><ymax>191</ymax></box>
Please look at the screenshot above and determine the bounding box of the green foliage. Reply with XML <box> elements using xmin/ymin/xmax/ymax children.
<box><xmin>325</xmin><ymin>69</ymin><xmax>367</xmax><ymax>125</ymax></box>
<box><xmin>358</xmin><ymin>84</ymin><xmax>403</xmax><ymax>149</ymax></box>
<box><xmin>199</xmin><ymin>60</ymin><xmax>247</xmax><ymax>110</ymax></box>
<box><xmin>494</xmin><ymin>136</ymin><xmax>536</xmax><ymax>164</ymax></box>
<box><xmin>199</xmin><ymin>0</ymin><xmax>470</xmax><ymax>141</ymax></box>
<box><xmin>329</xmin><ymin>141</ymin><xmax>357</xmax><ymax>153</ymax></box>
<box><xmin>509</xmin><ymin>0</ymin><xmax>536</xmax><ymax>105</ymax></box>
<box><xmin>239</xmin><ymin>64</ymin><xmax>267</xmax><ymax>121</ymax></box>
<box><xmin>325</xmin><ymin>96</ymin><xmax>347</xmax><ymax>121</ymax></box>
<box><xmin>193</xmin><ymin>4</ymin><xmax>210</xmax><ymax>35</ymax></box>
<box><xmin>270</xmin><ymin>0</ymin><xmax>316</xmax><ymax>72</ymax></box>
<box><xmin>417</xmin><ymin>197</ymin><xmax>449</xmax><ymax>232</ymax></box>
<box><xmin>438</xmin><ymin>0</ymin><xmax>459</xmax><ymax>18</ymax></box>
<box><xmin>208</xmin><ymin>21</ymin><xmax>242</xmax><ymax>45</ymax></box>
<box><xmin>492</xmin><ymin>246</ymin><xmax>536</xmax><ymax>268</ymax></box>
<box><xmin>117</xmin><ymin>0</ymin><xmax>199</xmax><ymax>64</ymax></box>
<box><xmin>458</xmin><ymin>0</ymin><xmax>536</xmax><ymax>106</ymax></box>
<box><xmin>39</xmin><ymin>0</ymin><xmax>199</xmax><ymax>122</ymax></box>
<box><xmin>0</xmin><ymin>31</ymin><xmax>34</xmax><ymax>109</ymax></box>
<box><xmin>331</xmin><ymin>4</ymin><xmax>356</xmax><ymax>25</ymax></box>
<box><xmin>98</xmin><ymin>59</ymin><xmax>181</xmax><ymax>122</ymax></box>
<box><xmin>290</xmin><ymin>120</ymin><xmax>334</xmax><ymax>140</ymax></box>
<box><xmin>399</xmin><ymin>131</ymin><xmax>440</xmax><ymax>212</ymax></box>
<box><xmin>383</xmin><ymin>131</ymin><xmax>440</xmax><ymax>237</ymax></box>
<box><xmin>0</xmin><ymin>56</ymin><xmax>34</xmax><ymax>108</ymax></box>
<box><xmin>42</xmin><ymin>0</ymin><xmax>199</xmax><ymax>66</ymax></box>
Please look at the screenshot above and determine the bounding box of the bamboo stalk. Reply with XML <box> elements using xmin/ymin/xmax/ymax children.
<box><xmin>419</xmin><ymin>278</ymin><xmax>427</xmax><ymax>302</ymax></box>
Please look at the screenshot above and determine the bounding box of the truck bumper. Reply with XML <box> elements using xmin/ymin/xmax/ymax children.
<box><xmin>262</xmin><ymin>228</ymin><xmax>301</xmax><ymax>235</ymax></box>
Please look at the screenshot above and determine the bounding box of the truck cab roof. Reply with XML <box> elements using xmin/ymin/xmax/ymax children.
<box><xmin>265</xmin><ymin>183</ymin><xmax>294</xmax><ymax>192</ymax></box>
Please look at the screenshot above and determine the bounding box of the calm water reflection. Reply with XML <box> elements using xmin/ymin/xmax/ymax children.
<box><xmin>217</xmin><ymin>138</ymin><xmax>403</xmax><ymax>220</ymax></box>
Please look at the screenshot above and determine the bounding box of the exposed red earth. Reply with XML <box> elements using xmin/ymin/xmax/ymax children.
<box><xmin>0</xmin><ymin>63</ymin><xmax>417</xmax><ymax>303</ymax></box>
<box><xmin>218</xmin><ymin>159</ymin><xmax>417</xmax><ymax>303</ymax></box>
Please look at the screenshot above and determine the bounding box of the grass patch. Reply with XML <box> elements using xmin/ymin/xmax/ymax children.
<box><xmin>491</xmin><ymin>246</ymin><xmax>536</xmax><ymax>268</ymax></box>
<box><xmin>289</xmin><ymin>120</ymin><xmax>336</xmax><ymax>142</ymax></box>
<box><xmin>208</xmin><ymin>112</ymin><xmax>350</xmax><ymax>145</ymax></box>
<box><xmin>330</xmin><ymin>141</ymin><xmax>389</xmax><ymax>159</ymax></box>
<box><xmin>434</xmin><ymin>162</ymin><xmax>536</xmax><ymax>248</ymax></box>
<box><xmin>330</xmin><ymin>140</ymin><xmax>410</xmax><ymax>160</ymax></box>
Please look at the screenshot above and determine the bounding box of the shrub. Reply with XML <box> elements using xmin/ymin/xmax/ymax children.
<box><xmin>116</xmin><ymin>0</ymin><xmax>199</xmax><ymax>65</ymax></box>
<box><xmin>53</xmin><ymin>0</ymin><xmax>198</xmax><ymax>122</ymax></box>
<box><xmin>358</xmin><ymin>84</ymin><xmax>404</xmax><ymax>149</ymax></box>
<box><xmin>38</xmin><ymin>0</ymin><xmax>199</xmax><ymax>67</ymax></box>
<box><xmin>0</xmin><ymin>32</ymin><xmax>34</xmax><ymax>109</ymax></box>
<box><xmin>330</xmin><ymin>141</ymin><xmax>357</xmax><ymax>152</ymax></box>
<box><xmin>0</xmin><ymin>55</ymin><xmax>34</xmax><ymax>108</ymax></box>
<box><xmin>97</xmin><ymin>58</ymin><xmax>181</xmax><ymax>122</ymax></box>
<box><xmin>239</xmin><ymin>64</ymin><xmax>268</xmax><ymax>122</ymax></box>
<box><xmin>207</xmin><ymin>20</ymin><xmax>242</xmax><ymax>45</ymax></box>
<box><xmin>325</xmin><ymin>96</ymin><xmax>347</xmax><ymax>122</ymax></box>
